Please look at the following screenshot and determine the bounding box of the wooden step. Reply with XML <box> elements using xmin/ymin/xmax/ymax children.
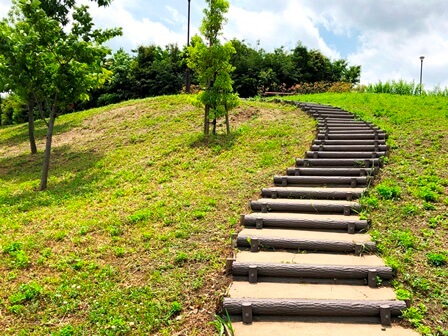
<box><xmin>286</xmin><ymin>167</ymin><xmax>378</xmax><ymax>176</ymax></box>
<box><xmin>223</xmin><ymin>297</ymin><xmax>407</xmax><ymax>318</ymax></box>
<box><xmin>261</xmin><ymin>186</ymin><xmax>366</xmax><ymax>200</ymax></box>
<box><xmin>313</xmin><ymin>139</ymin><xmax>386</xmax><ymax>145</ymax></box>
<box><xmin>231</xmin><ymin>318</ymin><xmax>420</xmax><ymax>336</ymax></box>
<box><xmin>228</xmin><ymin>282</ymin><xmax>396</xmax><ymax>300</ymax></box>
<box><xmin>236</xmin><ymin>228</ymin><xmax>376</xmax><ymax>253</ymax></box>
<box><xmin>230</xmin><ymin>263</ymin><xmax>394</xmax><ymax>282</ymax></box>
<box><xmin>235</xmin><ymin>251</ymin><xmax>385</xmax><ymax>266</ymax></box>
<box><xmin>316</xmin><ymin>133</ymin><xmax>387</xmax><ymax>140</ymax></box>
<box><xmin>305</xmin><ymin>151</ymin><xmax>386</xmax><ymax>159</ymax></box>
<box><xmin>296</xmin><ymin>158</ymin><xmax>382</xmax><ymax>168</ymax></box>
<box><xmin>250</xmin><ymin>198</ymin><xmax>361</xmax><ymax>215</ymax></box>
<box><xmin>310</xmin><ymin>145</ymin><xmax>389</xmax><ymax>152</ymax></box>
<box><xmin>241</xmin><ymin>212</ymin><xmax>368</xmax><ymax>231</ymax></box>
<box><xmin>274</xmin><ymin>175</ymin><xmax>373</xmax><ymax>187</ymax></box>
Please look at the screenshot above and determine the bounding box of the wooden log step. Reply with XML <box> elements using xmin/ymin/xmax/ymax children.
<box><xmin>313</xmin><ymin>114</ymin><xmax>355</xmax><ymax>119</ymax></box>
<box><xmin>305</xmin><ymin>151</ymin><xmax>386</xmax><ymax>159</ymax></box>
<box><xmin>228</xmin><ymin>282</ymin><xmax>396</xmax><ymax>301</ymax></box>
<box><xmin>318</xmin><ymin>127</ymin><xmax>379</xmax><ymax>132</ymax></box>
<box><xmin>310</xmin><ymin>145</ymin><xmax>389</xmax><ymax>152</ymax></box>
<box><xmin>286</xmin><ymin>167</ymin><xmax>379</xmax><ymax>176</ymax></box>
<box><xmin>296</xmin><ymin>158</ymin><xmax>382</xmax><ymax>168</ymax></box>
<box><xmin>250</xmin><ymin>198</ymin><xmax>361</xmax><ymax>214</ymax></box>
<box><xmin>222</xmin><ymin>298</ymin><xmax>406</xmax><ymax>317</ymax></box>
<box><xmin>261</xmin><ymin>186</ymin><xmax>366</xmax><ymax>200</ymax></box>
<box><xmin>274</xmin><ymin>175</ymin><xmax>373</xmax><ymax>188</ymax></box>
<box><xmin>318</xmin><ymin>130</ymin><xmax>386</xmax><ymax>135</ymax></box>
<box><xmin>242</xmin><ymin>212</ymin><xmax>368</xmax><ymax>231</ymax></box>
<box><xmin>316</xmin><ymin>118</ymin><xmax>359</xmax><ymax>123</ymax></box>
<box><xmin>235</xmin><ymin>251</ymin><xmax>385</xmax><ymax>267</ymax></box>
<box><xmin>316</xmin><ymin>133</ymin><xmax>387</xmax><ymax>140</ymax></box>
<box><xmin>318</xmin><ymin>120</ymin><xmax>372</xmax><ymax>125</ymax></box>
<box><xmin>230</xmin><ymin>263</ymin><xmax>394</xmax><ymax>281</ymax></box>
<box><xmin>313</xmin><ymin>139</ymin><xmax>386</xmax><ymax>145</ymax></box>
<box><xmin>231</xmin><ymin>318</ymin><xmax>420</xmax><ymax>336</ymax></box>
<box><xmin>236</xmin><ymin>228</ymin><xmax>376</xmax><ymax>253</ymax></box>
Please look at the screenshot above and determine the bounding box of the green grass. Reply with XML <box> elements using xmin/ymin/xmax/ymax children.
<box><xmin>0</xmin><ymin>95</ymin><xmax>315</xmax><ymax>335</ymax></box>
<box><xmin>290</xmin><ymin>93</ymin><xmax>448</xmax><ymax>335</ymax></box>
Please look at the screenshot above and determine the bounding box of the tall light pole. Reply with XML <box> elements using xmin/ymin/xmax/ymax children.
<box><xmin>186</xmin><ymin>0</ymin><xmax>191</xmax><ymax>94</ymax></box>
<box><xmin>419</xmin><ymin>56</ymin><xmax>425</xmax><ymax>95</ymax></box>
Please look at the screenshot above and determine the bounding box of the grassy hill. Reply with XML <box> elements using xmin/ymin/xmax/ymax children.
<box><xmin>0</xmin><ymin>95</ymin><xmax>315</xmax><ymax>335</ymax></box>
<box><xmin>290</xmin><ymin>93</ymin><xmax>448</xmax><ymax>335</ymax></box>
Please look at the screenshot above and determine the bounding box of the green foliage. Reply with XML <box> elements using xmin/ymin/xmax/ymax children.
<box><xmin>188</xmin><ymin>0</ymin><xmax>239</xmax><ymax>134</ymax></box>
<box><xmin>9</xmin><ymin>282</ymin><xmax>43</xmax><ymax>305</ymax></box>
<box><xmin>365</xmin><ymin>79</ymin><xmax>448</xmax><ymax>96</ymax></box>
<box><xmin>376</xmin><ymin>182</ymin><xmax>401</xmax><ymax>200</ymax></box>
<box><xmin>402</xmin><ymin>303</ymin><xmax>427</xmax><ymax>327</ymax></box>
<box><xmin>427</xmin><ymin>252</ymin><xmax>447</xmax><ymax>267</ymax></box>
<box><xmin>212</xmin><ymin>310</ymin><xmax>234</xmax><ymax>336</ymax></box>
<box><xmin>390</xmin><ymin>229</ymin><xmax>418</xmax><ymax>250</ymax></box>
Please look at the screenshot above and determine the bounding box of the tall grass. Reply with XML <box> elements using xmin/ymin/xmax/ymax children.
<box><xmin>364</xmin><ymin>79</ymin><xmax>448</xmax><ymax>96</ymax></box>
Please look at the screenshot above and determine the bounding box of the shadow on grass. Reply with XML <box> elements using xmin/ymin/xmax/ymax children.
<box><xmin>0</xmin><ymin>118</ymin><xmax>81</xmax><ymax>149</ymax></box>
<box><xmin>188</xmin><ymin>132</ymin><xmax>241</xmax><ymax>152</ymax></box>
<box><xmin>0</xmin><ymin>145</ymin><xmax>106</xmax><ymax>212</ymax></box>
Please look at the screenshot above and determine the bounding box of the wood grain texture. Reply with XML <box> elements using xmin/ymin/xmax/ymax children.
<box><xmin>223</xmin><ymin>298</ymin><xmax>407</xmax><ymax>316</ymax></box>
<box><xmin>231</xmin><ymin>262</ymin><xmax>394</xmax><ymax>279</ymax></box>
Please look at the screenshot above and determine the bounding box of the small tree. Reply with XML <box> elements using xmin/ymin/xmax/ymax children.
<box><xmin>187</xmin><ymin>0</ymin><xmax>239</xmax><ymax>135</ymax></box>
<box><xmin>0</xmin><ymin>0</ymin><xmax>121</xmax><ymax>190</ymax></box>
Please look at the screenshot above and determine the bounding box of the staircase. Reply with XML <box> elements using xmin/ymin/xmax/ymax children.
<box><xmin>222</xmin><ymin>103</ymin><xmax>419</xmax><ymax>335</ymax></box>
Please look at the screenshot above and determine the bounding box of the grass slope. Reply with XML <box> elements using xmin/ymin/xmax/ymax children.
<box><xmin>0</xmin><ymin>95</ymin><xmax>315</xmax><ymax>335</ymax></box>
<box><xmin>291</xmin><ymin>93</ymin><xmax>448</xmax><ymax>335</ymax></box>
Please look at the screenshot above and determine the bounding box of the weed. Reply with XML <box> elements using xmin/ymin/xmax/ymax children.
<box><xmin>8</xmin><ymin>282</ymin><xmax>43</xmax><ymax>306</ymax></box>
<box><xmin>376</xmin><ymin>182</ymin><xmax>401</xmax><ymax>200</ymax></box>
<box><xmin>427</xmin><ymin>252</ymin><xmax>447</xmax><ymax>267</ymax></box>
<box><xmin>402</xmin><ymin>203</ymin><xmax>420</xmax><ymax>217</ymax></box>
<box><xmin>390</xmin><ymin>230</ymin><xmax>418</xmax><ymax>250</ymax></box>
<box><xmin>211</xmin><ymin>310</ymin><xmax>234</xmax><ymax>336</ymax></box>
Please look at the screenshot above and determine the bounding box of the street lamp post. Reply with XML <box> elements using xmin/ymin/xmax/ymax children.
<box><xmin>419</xmin><ymin>56</ymin><xmax>425</xmax><ymax>95</ymax></box>
<box><xmin>186</xmin><ymin>0</ymin><xmax>191</xmax><ymax>94</ymax></box>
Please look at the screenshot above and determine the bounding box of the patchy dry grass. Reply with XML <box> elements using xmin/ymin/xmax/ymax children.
<box><xmin>0</xmin><ymin>95</ymin><xmax>314</xmax><ymax>335</ymax></box>
<box><xmin>290</xmin><ymin>93</ymin><xmax>448</xmax><ymax>335</ymax></box>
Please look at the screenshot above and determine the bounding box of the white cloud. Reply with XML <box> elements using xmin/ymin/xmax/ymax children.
<box><xmin>225</xmin><ymin>1</ymin><xmax>339</xmax><ymax>58</ymax></box>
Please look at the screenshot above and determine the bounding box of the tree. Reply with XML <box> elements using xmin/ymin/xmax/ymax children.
<box><xmin>0</xmin><ymin>0</ymin><xmax>121</xmax><ymax>190</ymax></box>
<box><xmin>188</xmin><ymin>0</ymin><xmax>239</xmax><ymax>135</ymax></box>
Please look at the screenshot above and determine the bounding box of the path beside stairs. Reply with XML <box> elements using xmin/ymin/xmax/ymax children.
<box><xmin>222</xmin><ymin>102</ymin><xmax>419</xmax><ymax>336</ymax></box>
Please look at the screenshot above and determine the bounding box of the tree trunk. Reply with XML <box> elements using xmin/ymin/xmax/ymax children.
<box><xmin>40</xmin><ymin>94</ymin><xmax>57</xmax><ymax>191</ymax></box>
<box><xmin>225</xmin><ymin>111</ymin><xmax>230</xmax><ymax>134</ymax></box>
<box><xmin>27</xmin><ymin>100</ymin><xmax>37</xmax><ymax>154</ymax></box>
<box><xmin>212</xmin><ymin>118</ymin><xmax>217</xmax><ymax>135</ymax></box>
<box><xmin>204</xmin><ymin>104</ymin><xmax>210</xmax><ymax>135</ymax></box>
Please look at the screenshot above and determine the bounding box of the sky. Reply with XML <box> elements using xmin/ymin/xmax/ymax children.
<box><xmin>1</xmin><ymin>0</ymin><xmax>447</xmax><ymax>89</ymax></box>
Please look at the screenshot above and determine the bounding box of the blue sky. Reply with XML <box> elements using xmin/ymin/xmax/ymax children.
<box><xmin>1</xmin><ymin>0</ymin><xmax>447</xmax><ymax>89</ymax></box>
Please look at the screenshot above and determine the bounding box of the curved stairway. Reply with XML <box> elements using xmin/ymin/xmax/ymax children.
<box><xmin>222</xmin><ymin>103</ymin><xmax>419</xmax><ymax>335</ymax></box>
